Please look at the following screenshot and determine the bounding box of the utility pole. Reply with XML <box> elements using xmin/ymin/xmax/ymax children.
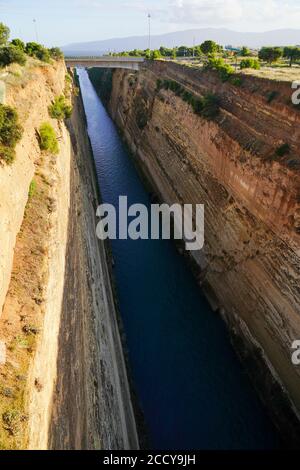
<box><xmin>148</xmin><ymin>13</ymin><xmax>151</xmax><ymax>51</ymax></box>
<box><xmin>33</xmin><ymin>18</ymin><xmax>39</xmax><ymax>42</ymax></box>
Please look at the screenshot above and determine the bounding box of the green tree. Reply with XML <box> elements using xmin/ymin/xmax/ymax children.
<box><xmin>200</xmin><ymin>40</ymin><xmax>219</xmax><ymax>56</ymax></box>
<box><xmin>159</xmin><ymin>46</ymin><xmax>173</xmax><ymax>57</ymax></box>
<box><xmin>240</xmin><ymin>46</ymin><xmax>250</xmax><ymax>56</ymax></box>
<box><xmin>11</xmin><ymin>38</ymin><xmax>25</xmax><ymax>51</ymax></box>
<box><xmin>0</xmin><ymin>45</ymin><xmax>26</xmax><ymax>67</ymax></box>
<box><xmin>258</xmin><ymin>47</ymin><xmax>282</xmax><ymax>64</ymax></box>
<box><xmin>0</xmin><ymin>22</ymin><xmax>10</xmax><ymax>45</ymax></box>
<box><xmin>283</xmin><ymin>46</ymin><xmax>300</xmax><ymax>67</ymax></box>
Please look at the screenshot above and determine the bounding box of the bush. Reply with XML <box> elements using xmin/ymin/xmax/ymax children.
<box><xmin>0</xmin><ymin>45</ymin><xmax>26</xmax><ymax>67</ymax></box>
<box><xmin>48</xmin><ymin>95</ymin><xmax>72</xmax><ymax>120</ymax></box>
<box><xmin>0</xmin><ymin>104</ymin><xmax>23</xmax><ymax>164</ymax></box>
<box><xmin>0</xmin><ymin>105</ymin><xmax>23</xmax><ymax>147</ymax></box>
<box><xmin>275</xmin><ymin>143</ymin><xmax>290</xmax><ymax>157</ymax></box>
<box><xmin>49</xmin><ymin>47</ymin><xmax>64</xmax><ymax>60</ymax></box>
<box><xmin>266</xmin><ymin>90</ymin><xmax>278</xmax><ymax>103</ymax></box>
<box><xmin>0</xmin><ymin>144</ymin><xmax>15</xmax><ymax>164</ymax></box>
<box><xmin>230</xmin><ymin>76</ymin><xmax>243</xmax><ymax>86</ymax></box>
<box><xmin>240</xmin><ymin>58</ymin><xmax>260</xmax><ymax>70</ymax></box>
<box><xmin>150</xmin><ymin>50</ymin><xmax>161</xmax><ymax>60</ymax></box>
<box><xmin>25</xmin><ymin>42</ymin><xmax>50</xmax><ymax>62</ymax></box>
<box><xmin>205</xmin><ymin>57</ymin><xmax>234</xmax><ymax>82</ymax></box>
<box><xmin>38</xmin><ymin>123</ymin><xmax>59</xmax><ymax>154</ymax></box>
<box><xmin>198</xmin><ymin>93</ymin><xmax>220</xmax><ymax>119</ymax></box>
<box><xmin>2</xmin><ymin>410</ymin><xmax>22</xmax><ymax>436</ymax></box>
<box><xmin>10</xmin><ymin>38</ymin><xmax>25</xmax><ymax>52</ymax></box>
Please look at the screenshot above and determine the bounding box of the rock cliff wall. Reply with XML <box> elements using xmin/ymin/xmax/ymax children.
<box><xmin>97</xmin><ymin>61</ymin><xmax>300</xmax><ymax>443</ymax></box>
<box><xmin>0</xmin><ymin>61</ymin><xmax>137</xmax><ymax>449</ymax></box>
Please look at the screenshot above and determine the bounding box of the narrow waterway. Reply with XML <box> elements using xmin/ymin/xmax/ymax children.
<box><xmin>77</xmin><ymin>68</ymin><xmax>281</xmax><ymax>450</ymax></box>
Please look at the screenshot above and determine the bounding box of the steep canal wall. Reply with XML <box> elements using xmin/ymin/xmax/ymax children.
<box><xmin>88</xmin><ymin>62</ymin><xmax>300</xmax><ymax>445</ymax></box>
<box><xmin>48</xmin><ymin>86</ymin><xmax>138</xmax><ymax>450</ymax></box>
<box><xmin>0</xmin><ymin>59</ymin><xmax>138</xmax><ymax>449</ymax></box>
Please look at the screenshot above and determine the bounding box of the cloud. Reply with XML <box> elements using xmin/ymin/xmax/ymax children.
<box><xmin>162</xmin><ymin>0</ymin><xmax>300</xmax><ymax>28</ymax></box>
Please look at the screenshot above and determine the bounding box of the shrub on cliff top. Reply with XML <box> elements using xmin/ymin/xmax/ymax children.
<box><xmin>10</xmin><ymin>38</ymin><xmax>25</xmax><ymax>52</ymax></box>
<box><xmin>240</xmin><ymin>58</ymin><xmax>260</xmax><ymax>70</ymax></box>
<box><xmin>49</xmin><ymin>95</ymin><xmax>72</xmax><ymax>120</ymax></box>
<box><xmin>205</xmin><ymin>57</ymin><xmax>234</xmax><ymax>82</ymax></box>
<box><xmin>49</xmin><ymin>47</ymin><xmax>64</xmax><ymax>60</ymax></box>
<box><xmin>25</xmin><ymin>42</ymin><xmax>50</xmax><ymax>62</ymax></box>
<box><xmin>0</xmin><ymin>45</ymin><xmax>26</xmax><ymax>67</ymax></box>
<box><xmin>38</xmin><ymin>123</ymin><xmax>59</xmax><ymax>154</ymax></box>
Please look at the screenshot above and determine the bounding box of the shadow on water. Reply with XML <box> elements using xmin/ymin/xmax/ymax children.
<box><xmin>77</xmin><ymin>68</ymin><xmax>282</xmax><ymax>450</ymax></box>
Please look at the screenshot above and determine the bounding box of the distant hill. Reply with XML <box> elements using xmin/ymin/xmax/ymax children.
<box><xmin>62</xmin><ymin>27</ymin><xmax>300</xmax><ymax>56</ymax></box>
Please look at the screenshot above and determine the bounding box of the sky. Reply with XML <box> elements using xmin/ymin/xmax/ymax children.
<box><xmin>1</xmin><ymin>0</ymin><xmax>300</xmax><ymax>46</ymax></box>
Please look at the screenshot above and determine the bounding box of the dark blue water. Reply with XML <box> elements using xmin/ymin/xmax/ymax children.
<box><xmin>78</xmin><ymin>68</ymin><xmax>281</xmax><ymax>450</ymax></box>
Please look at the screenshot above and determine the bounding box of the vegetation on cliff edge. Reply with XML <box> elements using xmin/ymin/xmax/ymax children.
<box><xmin>0</xmin><ymin>104</ymin><xmax>23</xmax><ymax>165</ymax></box>
<box><xmin>38</xmin><ymin>123</ymin><xmax>59</xmax><ymax>154</ymax></box>
<box><xmin>157</xmin><ymin>78</ymin><xmax>220</xmax><ymax>120</ymax></box>
<box><xmin>48</xmin><ymin>95</ymin><xmax>72</xmax><ymax>120</ymax></box>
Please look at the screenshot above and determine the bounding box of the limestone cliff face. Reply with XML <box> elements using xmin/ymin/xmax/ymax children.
<box><xmin>0</xmin><ymin>61</ymin><xmax>66</xmax><ymax>316</ymax></box>
<box><xmin>0</xmin><ymin>62</ymin><xmax>137</xmax><ymax>449</ymax></box>
<box><xmin>103</xmin><ymin>62</ymin><xmax>300</xmax><ymax>442</ymax></box>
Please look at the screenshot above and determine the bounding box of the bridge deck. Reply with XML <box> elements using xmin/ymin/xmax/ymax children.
<box><xmin>65</xmin><ymin>56</ymin><xmax>145</xmax><ymax>70</ymax></box>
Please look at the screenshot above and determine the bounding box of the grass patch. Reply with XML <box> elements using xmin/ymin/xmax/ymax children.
<box><xmin>48</xmin><ymin>95</ymin><xmax>72</xmax><ymax>120</ymax></box>
<box><xmin>38</xmin><ymin>123</ymin><xmax>59</xmax><ymax>154</ymax></box>
<box><xmin>28</xmin><ymin>180</ymin><xmax>37</xmax><ymax>199</ymax></box>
